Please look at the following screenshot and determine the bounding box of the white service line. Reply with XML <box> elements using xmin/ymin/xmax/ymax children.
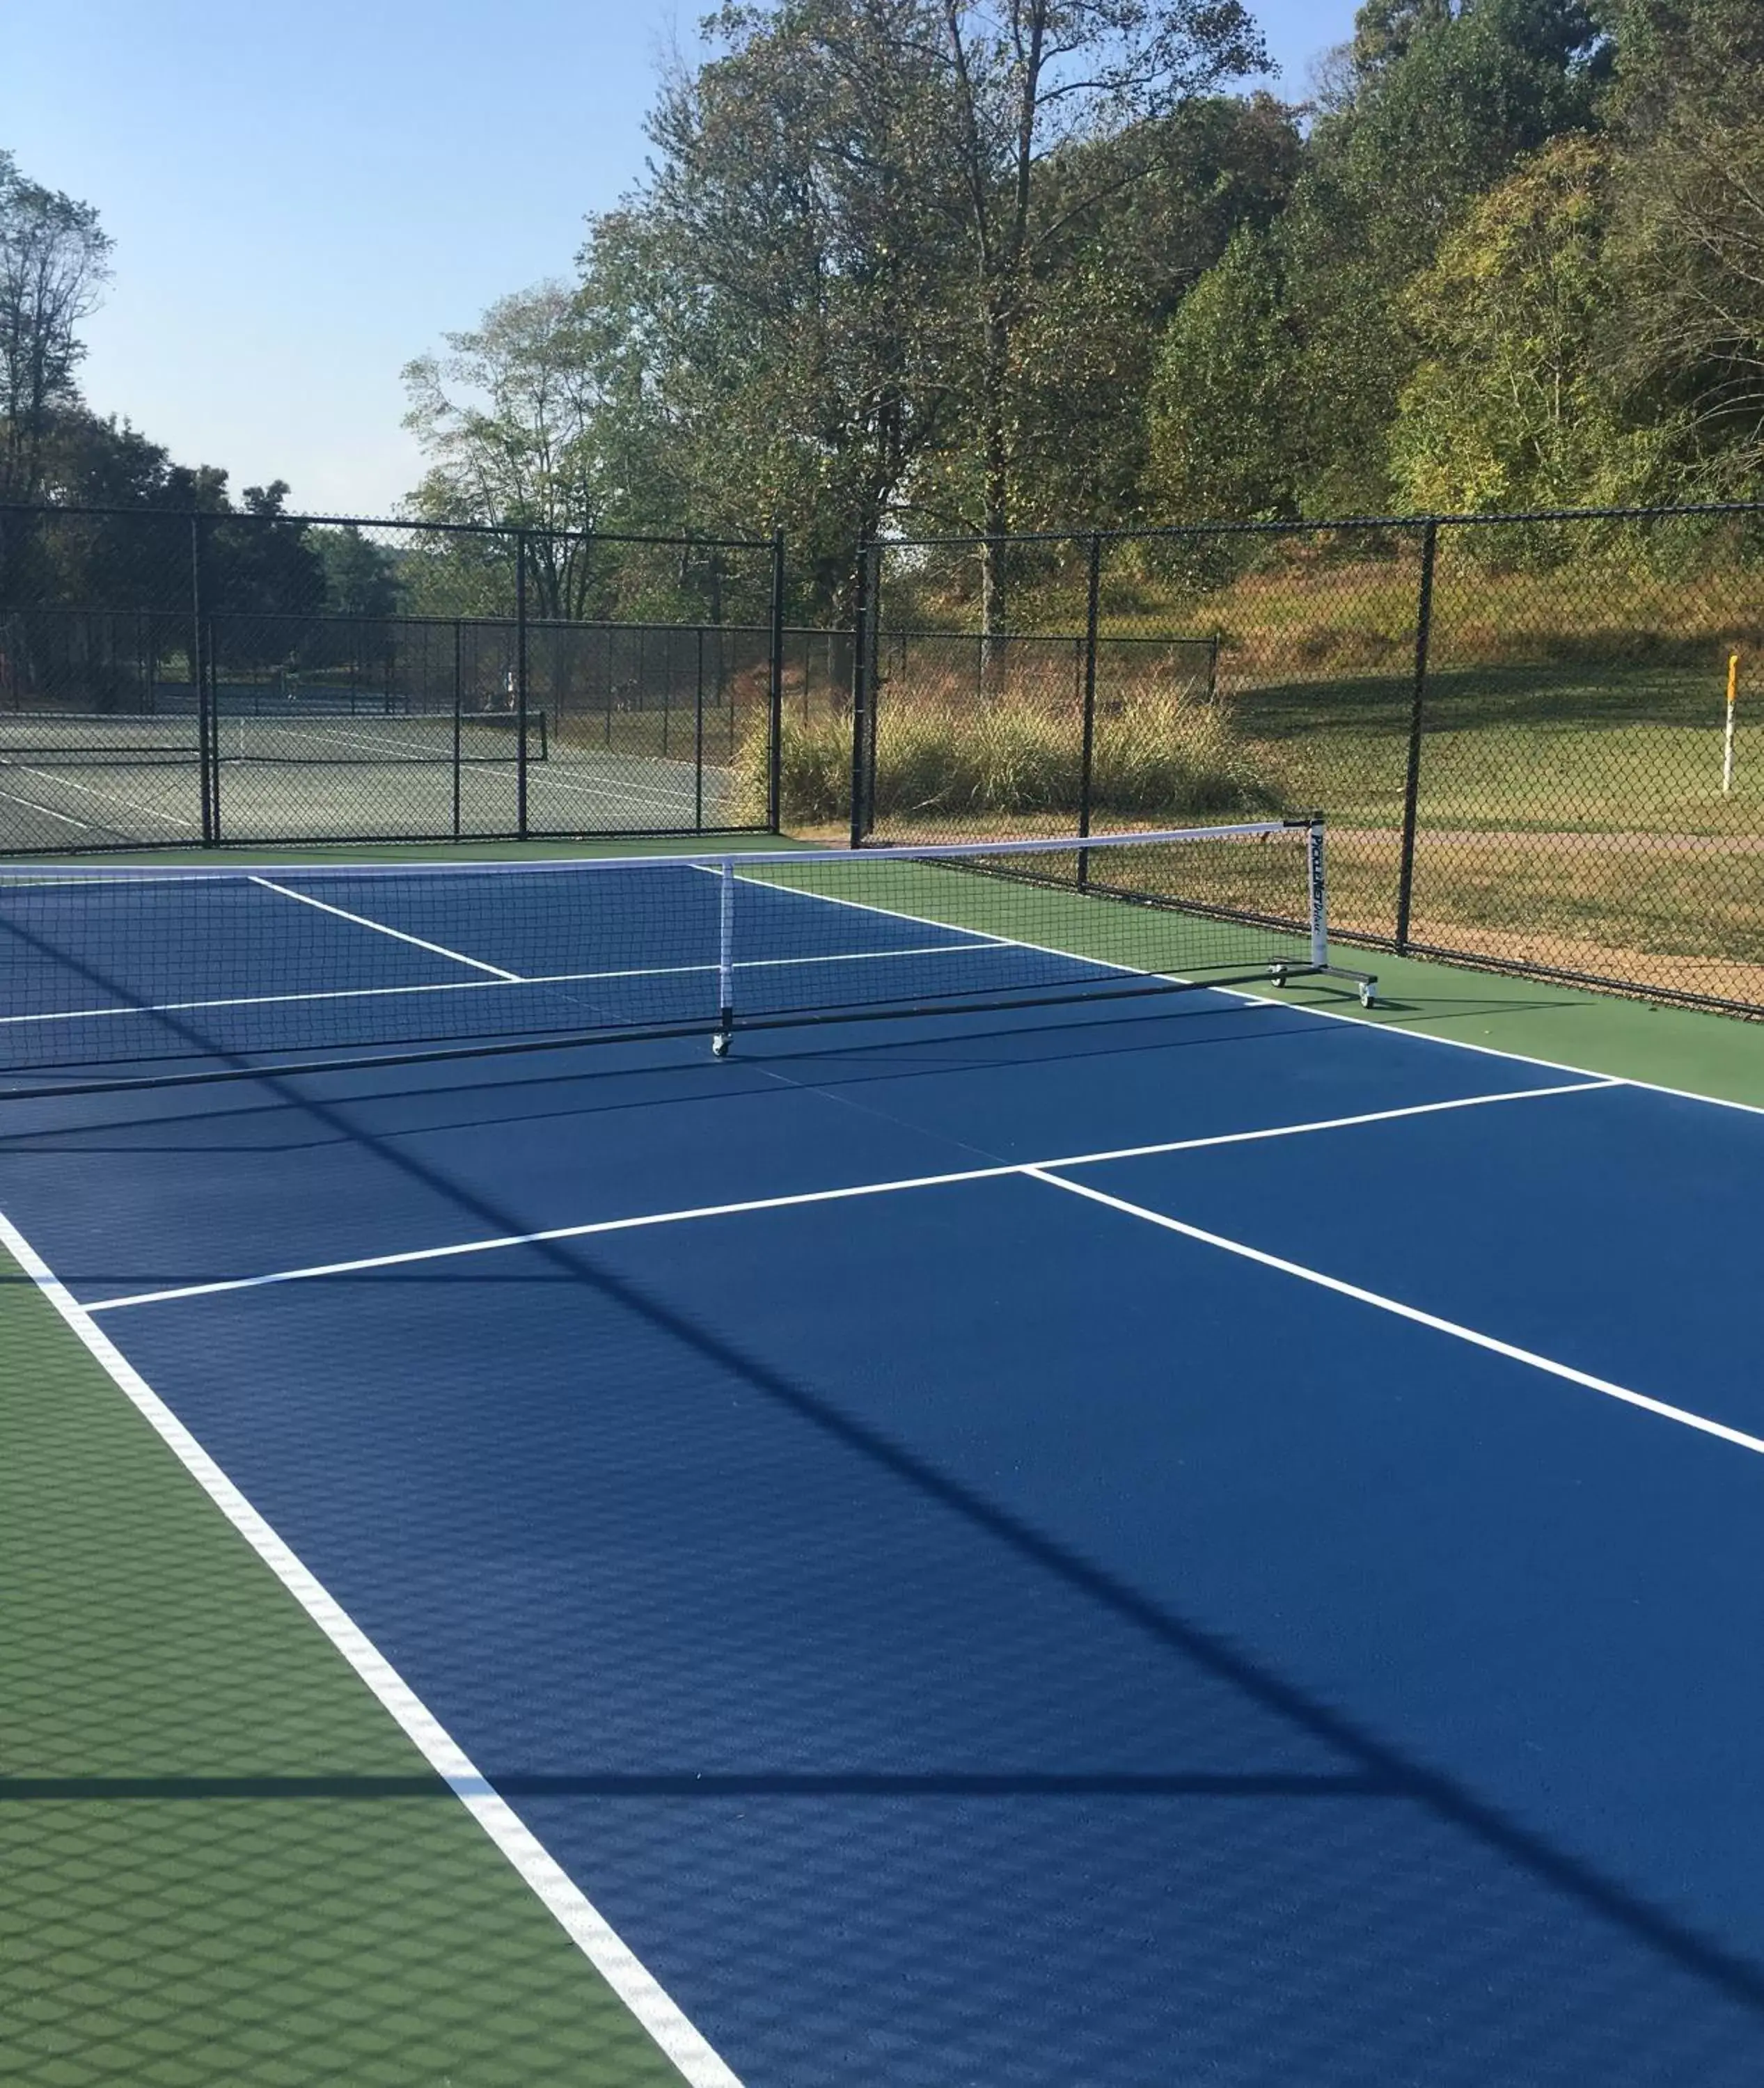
<box><xmin>249</xmin><ymin>877</ymin><xmax>523</xmax><ymax>982</ymax></box>
<box><xmin>0</xmin><ymin>940</ymin><xmax>1006</xmax><ymax>1028</ymax></box>
<box><xmin>84</xmin><ymin>1079</ymin><xmax>1613</xmax><ymax>1313</ymax></box>
<box><xmin>1023</xmin><ymin>1167</ymin><xmax>1764</xmax><ymax>1459</ymax></box>
<box><xmin>0</xmin><ymin>1207</ymin><xmax>743</xmax><ymax>2088</ymax></box>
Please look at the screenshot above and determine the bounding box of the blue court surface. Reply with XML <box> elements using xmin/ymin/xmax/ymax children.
<box><xmin>6</xmin><ymin>858</ymin><xmax>1764</xmax><ymax>2085</ymax></box>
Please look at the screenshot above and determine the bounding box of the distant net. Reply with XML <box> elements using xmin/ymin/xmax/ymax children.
<box><xmin>0</xmin><ymin>822</ymin><xmax>1366</xmax><ymax>1095</ymax></box>
<box><xmin>0</xmin><ymin>711</ymin><xmax>546</xmax><ymax>769</ymax></box>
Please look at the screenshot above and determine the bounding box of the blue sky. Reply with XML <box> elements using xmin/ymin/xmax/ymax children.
<box><xmin>3</xmin><ymin>0</ymin><xmax>1359</xmax><ymax>517</ymax></box>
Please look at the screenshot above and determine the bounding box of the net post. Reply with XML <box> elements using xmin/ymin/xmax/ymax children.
<box><xmin>714</xmin><ymin>856</ymin><xmax>737</xmax><ymax>1054</ymax></box>
<box><xmin>1078</xmin><ymin>532</ymin><xmax>1101</xmax><ymax>887</ymax></box>
<box><xmin>514</xmin><ymin>529</ymin><xmax>530</xmax><ymax>839</ymax></box>
<box><xmin>1394</xmin><ymin>519</ymin><xmax>1437</xmax><ymax>953</ymax></box>
<box><xmin>1307</xmin><ymin>814</ymin><xmax>1329</xmax><ymax>972</ymax></box>
<box><xmin>767</xmin><ymin>528</ymin><xmax>786</xmax><ymax>833</ymax></box>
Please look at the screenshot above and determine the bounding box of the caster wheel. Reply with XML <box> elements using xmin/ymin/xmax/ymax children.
<box><xmin>711</xmin><ymin>1033</ymin><xmax>732</xmax><ymax>1058</ymax></box>
<box><xmin>1360</xmin><ymin>985</ymin><xmax>1376</xmax><ymax>1009</ymax></box>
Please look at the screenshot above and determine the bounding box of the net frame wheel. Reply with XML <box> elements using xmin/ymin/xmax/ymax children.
<box><xmin>1269</xmin><ymin>963</ymin><xmax>1289</xmax><ymax>989</ymax></box>
<box><xmin>711</xmin><ymin>1031</ymin><xmax>732</xmax><ymax>1058</ymax></box>
<box><xmin>1359</xmin><ymin>983</ymin><xmax>1377</xmax><ymax>1009</ymax></box>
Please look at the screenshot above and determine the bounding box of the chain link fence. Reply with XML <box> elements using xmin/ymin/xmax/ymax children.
<box><xmin>9</xmin><ymin>499</ymin><xmax>1764</xmax><ymax>1014</ymax></box>
<box><xmin>0</xmin><ymin>506</ymin><xmax>785</xmax><ymax>850</ymax></box>
<box><xmin>843</xmin><ymin>506</ymin><xmax>1764</xmax><ymax>1016</ymax></box>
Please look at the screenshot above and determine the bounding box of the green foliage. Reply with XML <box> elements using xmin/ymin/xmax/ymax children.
<box><xmin>312</xmin><ymin>525</ymin><xmax>400</xmax><ymax>617</ymax></box>
<box><xmin>0</xmin><ymin>152</ymin><xmax>112</xmax><ymax>504</ymax></box>
<box><xmin>401</xmin><ymin>282</ymin><xmax>613</xmax><ymax>617</ymax></box>
<box><xmin>1392</xmin><ymin>134</ymin><xmax>1674</xmax><ymax>519</ymax></box>
<box><xmin>1600</xmin><ymin>0</ymin><xmax>1764</xmax><ymax>485</ymax></box>
<box><xmin>1270</xmin><ymin>0</ymin><xmax>1610</xmax><ymax>512</ymax></box>
<box><xmin>1146</xmin><ymin>227</ymin><xmax>1298</xmax><ymax>525</ymax></box>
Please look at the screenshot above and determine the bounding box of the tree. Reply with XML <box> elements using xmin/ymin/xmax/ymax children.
<box><xmin>313</xmin><ymin>524</ymin><xmax>401</xmax><ymax>617</ymax></box>
<box><xmin>402</xmin><ymin>281</ymin><xmax>612</xmax><ymax>617</ymax></box>
<box><xmin>0</xmin><ymin>152</ymin><xmax>113</xmax><ymax>504</ymax></box>
<box><xmin>1274</xmin><ymin>0</ymin><xmax>1609</xmax><ymax>512</ymax></box>
<box><xmin>954</xmin><ymin>90</ymin><xmax>1302</xmax><ymax>529</ymax></box>
<box><xmin>606</xmin><ymin>0</ymin><xmax>972</xmax><ymax>615</ymax></box>
<box><xmin>927</xmin><ymin>0</ymin><xmax>1266</xmax><ymax>624</ymax></box>
<box><xmin>1145</xmin><ymin>225</ymin><xmax>1299</xmax><ymax>522</ymax></box>
<box><xmin>1602</xmin><ymin>0</ymin><xmax>1764</xmax><ymax>484</ymax></box>
<box><xmin>1391</xmin><ymin>133</ymin><xmax>1671</xmax><ymax>515</ymax></box>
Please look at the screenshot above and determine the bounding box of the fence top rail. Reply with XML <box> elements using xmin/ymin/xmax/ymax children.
<box><xmin>868</xmin><ymin>496</ymin><xmax>1764</xmax><ymax>551</ymax></box>
<box><xmin>0</xmin><ymin>604</ymin><xmax>1220</xmax><ymax>646</ymax></box>
<box><xmin>0</xmin><ymin>502</ymin><xmax>775</xmax><ymax>551</ymax></box>
<box><xmin>6</xmin><ymin>818</ymin><xmax>1316</xmax><ymax>885</ymax></box>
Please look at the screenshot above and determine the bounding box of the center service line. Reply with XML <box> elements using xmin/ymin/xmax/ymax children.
<box><xmin>1025</xmin><ymin>1166</ymin><xmax>1764</xmax><ymax>1459</ymax></box>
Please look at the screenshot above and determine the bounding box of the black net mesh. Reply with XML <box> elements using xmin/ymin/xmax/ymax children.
<box><xmin>0</xmin><ymin>826</ymin><xmax>1321</xmax><ymax>1091</ymax></box>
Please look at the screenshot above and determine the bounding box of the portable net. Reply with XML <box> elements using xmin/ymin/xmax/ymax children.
<box><xmin>0</xmin><ymin>821</ymin><xmax>1369</xmax><ymax>1095</ymax></box>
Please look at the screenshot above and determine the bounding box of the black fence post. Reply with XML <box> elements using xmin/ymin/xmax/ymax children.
<box><xmin>849</xmin><ymin>543</ymin><xmax>872</xmax><ymax>848</ymax></box>
<box><xmin>695</xmin><ymin>625</ymin><xmax>705</xmax><ymax>835</ymax></box>
<box><xmin>1078</xmin><ymin>532</ymin><xmax>1102</xmax><ymax>887</ymax></box>
<box><xmin>190</xmin><ymin>513</ymin><xmax>216</xmax><ymax>846</ymax></box>
<box><xmin>1394</xmin><ymin>519</ymin><xmax>1438</xmax><ymax>953</ymax></box>
<box><xmin>514</xmin><ymin>530</ymin><xmax>530</xmax><ymax>839</ymax></box>
<box><xmin>451</xmin><ymin>617</ymin><xmax>463</xmax><ymax>841</ymax></box>
<box><xmin>767</xmin><ymin>528</ymin><xmax>786</xmax><ymax>833</ymax></box>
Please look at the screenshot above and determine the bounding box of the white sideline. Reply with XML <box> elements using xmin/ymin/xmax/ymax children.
<box><xmin>743</xmin><ymin>853</ymin><xmax>1764</xmax><ymax>1124</ymax></box>
<box><xmin>249</xmin><ymin>876</ymin><xmax>523</xmax><ymax>981</ymax></box>
<box><xmin>1024</xmin><ymin>1169</ymin><xmax>1764</xmax><ymax>1459</ymax></box>
<box><xmin>84</xmin><ymin>1078</ymin><xmax>1614</xmax><ymax>1313</ymax></box>
<box><xmin>0</xmin><ymin>1205</ymin><xmax>745</xmax><ymax>2088</ymax></box>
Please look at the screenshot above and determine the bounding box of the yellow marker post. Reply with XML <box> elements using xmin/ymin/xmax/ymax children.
<box><xmin>1724</xmin><ymin>652</ymin><xmax>1740</xmax><ymax>797</ymax></box>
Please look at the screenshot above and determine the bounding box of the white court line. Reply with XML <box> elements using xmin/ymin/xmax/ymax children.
<box><xmin>0</xmin><ymin>759</ymin><xmax>198</xmax><ymax>830</ymax></box>
<box><xmin>1023</xmin><ymin>1168</ymin><xmax>1764</xmax><ymax>1459</ymax></box>
<box><xmin>0</xmin><ymin>784</ymin><xmax>93</xmax><ymax>830</ymax></box>
<box><xmin>84</xmin><ymin>1079</ymin><xmax>1612</xmax><ymax>1313</ymax></box>
<box><xmin>737</xmin><ymin>857</ymin><xmax>1764</xmax><ymax>1124</ymax></box>
<box><xmin>249</xmin><ymin>877</ymin><xmax>523</xmax><ymax>982</ymax></box>
<box><xmin>0</xmin><ymin>940</ymin><xmax>1005</xmax><ymax>1028</ymax></box>
<box><xmin>536</xmin><ymin>764</ymin><xmax>702</xmax><ymax>811</ymax></box>
<box><xmin>0</xmin><ymin>1207</ymin><xmax>743</xmax><ymax>2088</ymax></box>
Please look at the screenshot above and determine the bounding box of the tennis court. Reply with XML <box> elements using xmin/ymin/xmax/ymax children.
<box><xmin>6</xmin><ymin>827</ymin><xmax>1764</xmax><ymax>2085</ymax></box>
<box><xmin>0</xmin><ymin>723</ymin><xmax>743</xmax><ymax>848</ymax></box>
